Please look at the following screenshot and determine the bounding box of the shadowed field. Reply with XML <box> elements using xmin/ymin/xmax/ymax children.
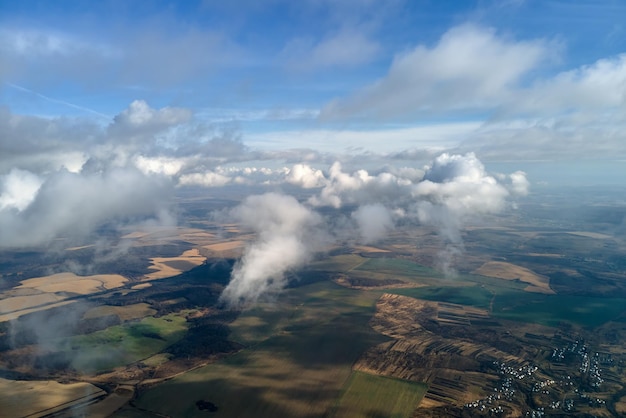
<box><xmin>133</xmin><ymin>280</ymin><xmax>387</xmax><ymax>417</ymax></box>
<box><xmin>331</xmin><ymin>371</ymin><xmax>428</xmax><ymax>418</ymax></box>
<box><xmin>0</xmin><ymin>377</ymin><xmax>105</xmax><ymax>418</ymax></box>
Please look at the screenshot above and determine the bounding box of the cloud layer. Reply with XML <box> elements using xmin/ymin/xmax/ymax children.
<box><xmin>217</xmin><ymin>153</ymin><xmax>528</xmax><ymax>305</ymax></box>
<box><xmin>320</xmin><ymin>24</ymin><xmax>550</xmax><ymax>120</ymax></box>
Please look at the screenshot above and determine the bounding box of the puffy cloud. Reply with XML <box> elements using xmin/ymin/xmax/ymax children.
<box><xmin>285</xmin><ymin>164</ymin><xmax>327</xmax><ymax>188</ymax></box>
<box><xmin>300</xmin><ymin>153</ymin><xmax>522</xmax><ymax>224</ymax></box>
<box><xmin>112</xmin><ymin>100</ymin><xmax>192</xmax><ymax>130</ymax></box>
<box><xmin>134</xmin><ymin>156</ymin><xmax>185</xmax><ymax>176</ymax></box>
<box><xmin>178</xmin><ymin>171</ymin><xmax>231</xmax><ymax>188</ymax></box>
<box><xmin>309</xmin><ymin>161</ymin><xmax>410</xmax><ymax>208</ymax></box>
<box><xmin>413</xmin><ymin>153</ymin><xmax>510</xmax><ymax>215</ymax></box>
<box><xmin>321</xmin><ymin>24</ymin><xmax>548</xmax><ymax>120</ymax></box>
<box><xmin>220</xmin><ymin>193</ymin><xmax>323</xmax><ymax>307</ymax></box>
<box><xmin>0</xmin><ymin>169</ymin><xmax>43</xmax><ymax>211</ymax></box>
<box><xmin>0</xmin><ymin>107</ymin><xmax>95</xmax><ymax>173</ymax></box>
<box><xmin>0</xmin><ymin>167</ymin><xmax>173</xmax><ymax>248</ymax></box>
<box><xmin>107</xmin><ymin>101</ymin><xmax>193</xmax><ymax>154</ymax></box>
<box><xmin>506</xmin><ymin>171</ymin><xmax>530</xmax><ymax>196</ymax></box>
<box><xmin>283</xmin><ymin>154</ymin><xmax>526</xmax><ymax>277</ymax></box>
<box><xmin>410</xmin><ymin>153</ymin><xmax>525</xmax><ymax>274</ymax></box>
<box><xmin>352</xmin><ymin>203</ymin><xmax>394</xmax><ymax>244</ymax></box>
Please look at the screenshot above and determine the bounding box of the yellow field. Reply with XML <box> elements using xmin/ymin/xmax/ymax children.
<box><xmin>473</xmin><ymin>261</ymin><xmax>555</xmax><ymax>294</ymax></box>
<box><xmin>131</xmin><ymin>283</ymin><xmax>151</xmax><ymax>290</ymax></box>
<box><xmin>0</xmin><ymin>299</ymin><xmax>76</xmax><ymax>323</ymax></box>
<box><xmin>16</xmin><ymin>272</ymin><xmax>127</xmax><ymax>294</ymax></box>
<box><xmin>0</xmin><ymin>293</ymin><xmax>63</xmax><ymax>314</ymax></box>
<box><xmin>0</xmin><ymin>377</ymin><xmax>105</xmax><ymax>418</ymax></box>
<box><xmin>143</xmin><ymin>248</ymin><xmax>206</xmax><ymax>280</ymax></box>
<box><xmin>0</xmin><ymin>272</ymin><xmax>129</xmax><ymax>322</ymax></box>
<box><xmin>203</xmin><ymin>240</ymin><xmax>245</xmax><ymax>252</ymax></box>
<box><xmin>177</xmin><ymin>230</ymin><xmax>216</xmax><ymax>244</ymax></box>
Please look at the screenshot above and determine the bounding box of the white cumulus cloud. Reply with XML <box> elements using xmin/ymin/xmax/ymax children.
<box><xmin>220</xmin><ymin>193</ymin><xmax>324</xmax><ymax>307</ymax></box>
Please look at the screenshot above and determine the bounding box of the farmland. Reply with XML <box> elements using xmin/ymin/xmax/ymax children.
<box><xmin>133</xmin><ymin>280</ymin><xmax>387</xmax><ymax>417</ymax></box>
<box><xmin>67</xmin><ymin>312</ymin><xmax>189</xmax><ymax>373</ymax></box>
<box><xmin>1</xmin><ymin>189</ymin><xmax>626</xmax><ymax>417</ymax></box>
<box><xmin>0</xmin><ymin>377</ymin><xmax>105</xmax><ymax>418</ymax></box>
<box><xmin>331</xmin><ymin>371</ymin><xmax>428</xmax><ymax>418</ymax></box>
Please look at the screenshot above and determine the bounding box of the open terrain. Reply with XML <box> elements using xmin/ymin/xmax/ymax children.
<box><xmin>1</xmin><ymin>191</ymin><xmax>626</xmax><ymax>417</ymax></box>
<box><xmin>0</xmin><ymin>377</ymin><xmax>105</xmax><ymax>418</ymax></box>
<box><xmin>473</xmin><ymin>261</ymin><xmax>554</xmax><ymax>294</ymax></box>
<box><xmin>331</xmin><ymin>371</ymin><xmax>428</xmax><ymax>418</ymax></box>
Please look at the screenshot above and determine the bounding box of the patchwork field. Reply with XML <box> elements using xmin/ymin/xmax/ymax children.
<box><xmin>203</xmin><ymin>240</ymin><xmax>246</xmax><ymax>253</ymax></box>
<box><xmin>473</xmin><ymin>261</ymin><xmax>554</xmax><ymax>294</ymax></box>
<box><xmin>2</xmin><ymin>193</ymin><xmax>626</xmax><ymax>417</ymax></box>
<box><xmin>66</xmin><ymin>313</ymin><xmax>189</xmax><ymax>373</ymax></box>
<box><xmin>0</xmin><ymin>272</ymin><xmax>128</xmax><ymax>322</ymax></box>
<box><xmin>353</xmin><ymin>245</ymin><xmax>391</xmax><ymax>253</ymax></box>
<box><xmin>143</xmin><ymin>249</ymin><xmax>206</xmax><ymax>281</ymax></box>
<box><xmin>331</xmin><ymin>371</ymin><xmax>428</xmax><ymax>418</ymax></box>
<box><xmin>133</xmin><ymin>280</ymin><xmax>387</xmax><ymax>417</ymax></box>
<box><xmin>391</xmin><ymin>284</ymin><xmax>494</xmax><ymax>310</ymax></box>
<box><xmin>0</xmin><ymin>377</ymin><xmax>105</xmax><ymax>418</ymax></box>
<box><xmin>17</xmin><ymin>272</ymin><xmax>128</xmax><ymax>294</ymax></box>
<box><xmin>492</xmin><ymin>293</ymin><xmax>626</xmax><ymax>327</ymax></box>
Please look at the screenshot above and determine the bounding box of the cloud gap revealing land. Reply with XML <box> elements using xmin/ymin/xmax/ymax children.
<box><xmin>2</xmin><ymin>1</ymin><xmax>626</xmax><ymax>417</ymax></box>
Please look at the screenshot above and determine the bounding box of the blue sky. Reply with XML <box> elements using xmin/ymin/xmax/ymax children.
<box><xmin>0</xmin><ymin>0</ymin><xmax>625</xmax><ymax>252</ymax></box>
<box><xmin>1</xmin><ymin>0</ymin><xmax>625</xmax><ymax>160</ymax></box>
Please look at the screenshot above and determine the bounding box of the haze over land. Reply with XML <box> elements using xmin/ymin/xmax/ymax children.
<box><xmin>1</xmin><ymin>1</ymin><xmax>626</xmax><ymax>417</ymax></box>
<box><xmin>2</xmin><ymin>0</ymin><xmax>625</xmax><ymax>288</ymax></box>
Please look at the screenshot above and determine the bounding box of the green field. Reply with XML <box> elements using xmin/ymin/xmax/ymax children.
<box><xmin>331</xmin><ymin>371</ymin><xmax>428</xmax><ymax>418</ymax></box>
<box><xmin>132</xmin><ymin>281</ymin><xmax>389</xmax><ymax>417</ymax></box>
<box><xmin>492</xmin><ymin>293</ymin><xmax>626</xmax><ymax>328</ymax></box>
<box><xmin>389</xmin><ymin>281</ymin><xmax>626</xmax><ymax>328</ymax></box>
<box><xmin>68</xmin><ymin>313</ymin><xmax>188</xmax><ymax>372</ymax></box>
<box><xmin>355</xmin><ymin>257</ymin><xmax>444</xmax><ymax>279</ymax></box>
<box><xmin>390</xmin><ymin>284</ymin><xmax>494</xmax><ymax>309</ymax></box>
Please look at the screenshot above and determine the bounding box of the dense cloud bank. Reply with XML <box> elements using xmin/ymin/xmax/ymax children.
<box><xmin>0</xmin><ymin>109</ymin><xmax>529</xmax><ymax>307</ymax></box>
<box><xmin>217</xmin><ymin>153</ymin><xmax>528</xmax><ymax>306</ymax></box>
<box><xmin>0</xmin><ymin>98</ymin><xmax>528</xmax><ymax>304</ymax></box>
<box><xmin>0</xmin><ymin>166</ymin><xmax>173</xmax><ymax>248</ymax></box>
<box><xmin>0</xmin><ymin>98</ymin><xmax>531</xmax><ymax>308</ymax></box>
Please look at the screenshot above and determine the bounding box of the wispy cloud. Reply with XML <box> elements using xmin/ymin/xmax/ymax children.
<box><xmin>320</xmin><ymin>24</ymin><xmax>551</xmax><ymax>120</ymax></box>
